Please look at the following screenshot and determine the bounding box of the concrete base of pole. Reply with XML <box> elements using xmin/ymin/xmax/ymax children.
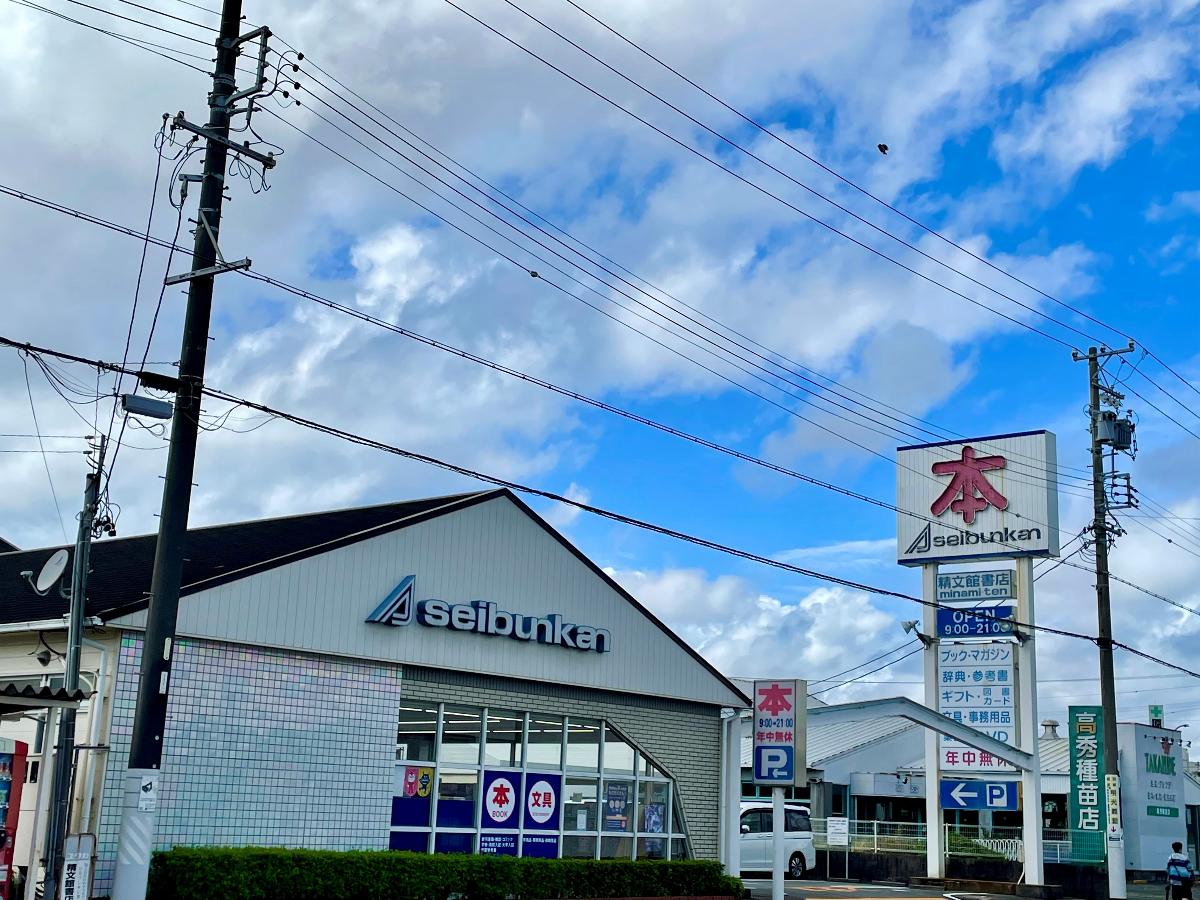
<box><xmin>109</xmin><ymin>768</ymin><xmax>160</xmax><ymax>900</ymax></box>
<box><xmin>1107</xmin><ymin>835</ymin><xmax>1127</xmax><ymax>899</ymax></box>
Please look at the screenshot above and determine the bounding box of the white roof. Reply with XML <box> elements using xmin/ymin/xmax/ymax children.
<box><xmin>740</xmin><ymin>715</ymin><xmax>915</xmax><ymax>769</ymax></box>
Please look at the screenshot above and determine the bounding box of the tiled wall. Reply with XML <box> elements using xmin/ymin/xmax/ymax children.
<box><xmin>93</xmin><ymin>634</ymin><xmax>402</xmax><ymax>895</ymax></box>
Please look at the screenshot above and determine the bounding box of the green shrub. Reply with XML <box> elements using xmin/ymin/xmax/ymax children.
<box><xmin>147</xmin><ymin>847</ymin><xmax>744</xmax><ymax>900</ymax></box>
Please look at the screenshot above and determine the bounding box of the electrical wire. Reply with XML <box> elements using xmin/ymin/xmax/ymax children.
<box><xmin>20</xmin><ymin>354</ymin><xmax>70</xmax><ymax>542</ymax></box>
<box><xmin>1</xmin><ymin>181</ymin><xmax>1191</xmax><ymax>623</ymax></box>
<box><xmin>272</xmin><ymin>37</ymin><xmax>1097</xmax><ymax>479</ymax></box>
<box><xmin>438</xmin><ymin>0</ymin><xmax>1082</xmax><ymax>352</ymax></box>
<box><xmin>49</xmin><ymin>0</ymin><xmax>211</xmax><ymax>44</ymax></box>
<box><xmin>808</xmin><ymin>640</ymin><xmax>918</xmax><ymax>686</ymax></box>
<box><xmin>9</xmin><ymin>335</ymin><xmax>1200</xmax><ymax>685</ymax></box>
<box><xmin>811</xmin><ymin>646</ymin><xmax>924</xmax><ymax>696</ymax></box>
<box><xmin>556</xmin><ymin>0</ymin><xmax>1136</xmax><ymax>348</ymax></box>
<box><xmin>267</xmin><ymin>105</ymin><xmax>1093</xmax><ymax>506</ymax></box>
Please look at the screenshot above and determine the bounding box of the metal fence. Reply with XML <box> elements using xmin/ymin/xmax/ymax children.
<box><xmin>810</xmin><ymin>819</ymin><xmax>1108</xmax><ymax>864</ymax></box>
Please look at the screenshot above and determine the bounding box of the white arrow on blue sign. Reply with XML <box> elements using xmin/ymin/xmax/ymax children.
<box><xmin>939</xmin><ymin>779</ymin><xmax>1019</xmax><ymax>811</ymax></box>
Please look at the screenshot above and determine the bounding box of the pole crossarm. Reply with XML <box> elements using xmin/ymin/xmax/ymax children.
<box><xmin>808</xmin><ymin>697</ymin><xmax>1035</xmax><ymax>770</ymax></box>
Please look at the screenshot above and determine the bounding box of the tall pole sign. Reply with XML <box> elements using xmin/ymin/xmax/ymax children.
<box><xmin>752</xmin><ymin>680</ymin><xmax>806</xmax><ymax>900</ymax></box>
<box><xmin>898</xmin><ymin>430</ymin><xmax>1058</xmax><ymax>887</ymax></box>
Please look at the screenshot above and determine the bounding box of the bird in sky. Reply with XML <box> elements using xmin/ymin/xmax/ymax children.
<box><xmin>877</xmin><ymin>143</ymin><xmax>889</xmax><ymax>155</ymax></box>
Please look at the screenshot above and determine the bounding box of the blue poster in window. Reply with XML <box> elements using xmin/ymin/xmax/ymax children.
<box><xmin>522</xmin><ymin>773</ymin><xmax>561</xmax><ymax>831</ymax></box>
<box><xmin>644</xmin><ymin>802</ymin><xmax>665</xmax><ymax>834</ymax></box>
<box><xmin>481</xmin><ymin>771</ymin><xmax>522</xmax><ymax>830</ymax></box>
<box><xmin>604</xmin><ymin>782</ymin><xmax>630</xmax><ymax>832</ymax></box>
<box><xmin>480</xmin><ymin>833</ymin><xmax>518</xmax><ymax>856</ymax></box>
<box><xmin>522</xmin><ymin>834</ymin><xmax>559</xmax><ymax>858</ymax></box>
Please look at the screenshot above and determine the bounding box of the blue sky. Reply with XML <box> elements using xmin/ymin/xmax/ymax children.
<box><xmin>1</xmin><ymin>0</ymin><xmax>1199</xmax><ymax>720</ymax></box>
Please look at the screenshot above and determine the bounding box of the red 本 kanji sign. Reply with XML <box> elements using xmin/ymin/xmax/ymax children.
<box><xmin>752</xmin><ymin>679</ymin><xmax>806</xmax><ymax>787</ymax></box>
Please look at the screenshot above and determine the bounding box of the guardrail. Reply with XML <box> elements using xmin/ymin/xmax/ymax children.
<box><xmin>809</xmin><ymin>819</ymin><xmax>1107</xmax><ymax>864</ymax></box>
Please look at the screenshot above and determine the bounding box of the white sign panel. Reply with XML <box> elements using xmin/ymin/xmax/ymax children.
<box><xmin>752</xmin><ymin>680</ymin><xmax>807</xmax><ymax>787</ymax></box>
<box><xmin>936</xmin><ymin>569</ymin><xmax>1015</xmax><ymax>602</ymax></box>
<box><xmin>60</xmin><ymin>834</ymin><xmax>95</xmax><ymax>900</ymax></box>
<box><xmin>897</xmin><ymin>431</ymin><xmax>1060</xmax><ymax>566</ymax></box>
<box><xmin>827</xmin><ymin>816</ymin><xmax>850</xmax><ymax>848</ymax></box>
<box><xmin>137</xmin><ymin>776</ymin><xmax>158</xmax><ymax>812</ymax></box>
<box><xmin>938</xmin><ymin>642</ymin><xmax>1015</xmax><ymax>771</ymax></box>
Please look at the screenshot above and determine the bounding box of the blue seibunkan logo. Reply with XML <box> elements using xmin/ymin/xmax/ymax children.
<box><xmin>366</xmin><ymin>575</ymin><xmax>611</xmax><ymax>653</ymax></box>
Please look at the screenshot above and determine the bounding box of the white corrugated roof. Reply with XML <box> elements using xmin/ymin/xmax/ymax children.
<box><xmin>741</xmin><ymin>715</ymin><xmax>915</xmax><ymax>768</ymax></box>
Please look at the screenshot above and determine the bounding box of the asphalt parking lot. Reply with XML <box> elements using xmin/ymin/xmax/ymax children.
<box><xmin>741</xmin><ymin>879</ymin><xmax>960</xmax><ymax>899</ymax></box>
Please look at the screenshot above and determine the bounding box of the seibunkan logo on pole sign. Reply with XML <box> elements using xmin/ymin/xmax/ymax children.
<box><xmin>366</xmin><ymin>575</ymin><xmax>612</xmax><ymax>653</ymax></box>
<box><xmin>896</xmin><ymin>430</ymin><xmax>1060</xmax><ymax>566</ymax></box>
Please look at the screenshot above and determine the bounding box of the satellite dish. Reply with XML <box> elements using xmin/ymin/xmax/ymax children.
<box><xmin>35</xmin><ymin>549</ymin><xmax>69</xmax><ymax>595</ymax></box>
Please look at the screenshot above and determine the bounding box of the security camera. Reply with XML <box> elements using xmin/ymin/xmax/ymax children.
<box><xmin>36</xmin><ymin>650</ymin><xmax>52</xmax><ymax>667</ymax></box>
<box><xmin>19</xmin><ymin>570</ymin><xmax>32</xmax><ymax>580</ymax></box>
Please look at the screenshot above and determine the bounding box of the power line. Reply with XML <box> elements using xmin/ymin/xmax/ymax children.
<box><xmin>267</xmin><ymin>103</ymin><xmax>1094</xmax><ymax>505</ymax></box>
<box><xmin>20</xmin><ymin>353</ymin><xmax>70</xmax><ymax>542</ymax></box>
<box><xmin>0</xmin><ymin>181</ymin><xmax>1186</xmax><ymax>616</ymax></box>
<box><xmin>274</xmin><ymin>37</ymin><xmax>1101</xmax><ymax>480</ymax></box>
<box><xmin>811</xmin><ymin>646</ymin><xmax>924</xmax><ymax>696</ymax></box>
<box><xmin>48</xmin><ymin>0</ymin><xmax>212</xmax><ymax>44</ymax></box>
<box><xmin>809</xmin><ymin>640</ymin><xmax>918</xmax><ymax>686</ymax></box>
<box><xmin>9</xmin><ymin>335</ymin><xmax>1200</xmax><ymax>684</ymax></box>
<box><xmin>439</xmin><ymin>0</ymin><xmax>1083</xmax><ymax>352</ymax></box>
<box><xmin>556</xmin><ymin>0</ymin><xmax>1135</xmax><ymax>348</ymax></box>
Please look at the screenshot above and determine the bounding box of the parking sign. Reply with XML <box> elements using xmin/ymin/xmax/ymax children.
<box><xmin>752</xmin><ymin>680</ymin><xmax>806</xmax><ymax>787</ymax></box>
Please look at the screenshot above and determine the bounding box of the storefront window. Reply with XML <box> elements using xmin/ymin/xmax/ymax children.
<box><xmin>562</xmin><ymin>835</ymin><xmax>597</xmax><ymax>859</ymax></box>
<box><xmin>566</xmin><ymin>718</ymin><xmax>601</xmax><ymax>772</ymax></box>
<box><xmin>527</xmin><ymin>715</ymin><xmax>563</xmax><ymax>768</ymax></box>
<box><xmin>397</xmin><ymin>704</ymin><xmax>438</xmax><ymax>762</ymax></box>
<box><xmin>603</xmin><ymin>725</ymin><xmax>635</xmax><ymax>775</ymax></box>
<box><xmin>638</xmin><ymin>781</ymin><xmax>668</xmax><ymax>834</ymax></box>
<box><xmin>436</xmin><ymin>770</ymin><xmax>478</xmax><ymax>828</ymax></box>
<box><xmin>389</xmin><ymin>705</ymin><xmax>690</xmax><ymax>860</ymax></box>
<box><xmin>601</xmin><ymin>835</ymin><xmax>633</xmax><ymax>859</ymax></box>
<box><xmin>637</xmin><ymin>836</ymin><xmax>667</xmax><ymax>860</ymax></box>
<box><xmin>564</xmin><ymin>777</ymin><xmax>598</xmax><ymax>832</ymax></box>
<box><xmin>441</xmin><ymin>706</ymin><xmax>482</xmax><ymax>765</ymax></box>
<box><xmin>602</xmin><ymin>779</ymin><xmax>635</xmax><ymax>833</ymax></box>
<box><xmin>484</xmin><ymin>710</ymin><xmax>524</xmax><ymax>767</ymax></box>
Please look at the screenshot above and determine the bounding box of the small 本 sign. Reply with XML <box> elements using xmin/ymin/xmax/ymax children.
<box><xmin>752</xmin><ymin>679</ymin><xmax>807</xmax><ymax>786</ymax></box>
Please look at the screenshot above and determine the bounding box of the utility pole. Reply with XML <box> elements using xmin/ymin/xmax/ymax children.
<box><xmin>110</xmin><ymin>0</ymin><xmax>275</xmax><ymax>895</ymax></box>
<box><xmin>42</xmin><ymin>435</ymin><xmax>105</xmax><ymax>900</ymax></box>
<box><xmin>1074</xmin><ymin>342</ymin><xmax>1136</xmax><ymax>900</ymax></box>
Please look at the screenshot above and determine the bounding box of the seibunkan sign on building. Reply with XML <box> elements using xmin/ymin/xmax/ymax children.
<box><xmin>897</xmin><ymin>430</ymin><xmax>1060</xmax><ymax>566</ymax></box>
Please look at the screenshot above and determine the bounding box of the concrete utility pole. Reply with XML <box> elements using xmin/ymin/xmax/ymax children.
<box><xmin>110</xmin><ymin>0</ymin><xmax>276</xmax><ymax>894</ymax></box>
<box><xmin>42</xmin><ymin>435</ymin><xmax>105</xmax><ymax>900</ymax></box>
<box><xmin>1074</xmin><ymin>343</ymin><xmax>1136</xmax><ymax>900</ymax></box>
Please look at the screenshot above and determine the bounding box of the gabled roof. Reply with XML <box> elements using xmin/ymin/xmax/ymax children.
<box><xmin>0</xmin><ymin>489</ymin><xmax>750</xmax><ymax>707</ymax></box>
<box><xmin>0</xmin><ymin>537</ymin><xmax>17</xmax><ymax>553</ymax></box>
<box><xmin>0</xmin><ymin>491</ymin><xmax>493</xmax><ymax>624</ymax></box>
<box><xmin>740</xmin><ymin>715</ymin><xmax>915</xmax><ymax>768</ymax></box>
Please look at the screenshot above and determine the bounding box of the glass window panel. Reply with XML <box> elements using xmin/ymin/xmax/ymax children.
<box><xmin>434</xmin><ymin>832</ymin><xmax>475</xmax><ymax>854</ymax></box>
<box><xmin>388</xmin><ymin>830</ymin><xmax>429</xmax><ymax>852</ymax></box>
<box><xmin>527</xmin><ymin>715</ymin><xmax>563</xmax><ymax>768</ymax></box>
<box><xmin>602</xmin><ymin>779</ymin><xmax>635</xmax><ymax>833</ymax></box>
<box><xmin>440</xmin><ymin>706</ymin><xmax>482</xmax><ymax>765</ymax></box>
<box><xmin>396</xmin><ymin>704</ymin><xmax>438</xmax><ymax>762</ymax></box>
<box><xmin>602</xmin><ymin>725</ymin><xmax>635</xmax><ymax>775</ymax></box>
<box><xmin>670</xmin><ymin>837</ymin><xmax>690</xmax><ymax>860</ymax></box>
<box><xmin>639</xmin><ymin>752</ymin><xmax>665</xmax><ymax>777</ymax></box>
<box><xmin>562</xmin><ymin>834</ymin><xmax>597</xmax><ymax>859</ymax></box>
<box><xmin>484</xmin><ymin>709</ymin><xmax>524</xmax><ymax>767</ymax></box>
<box><xmin>564</xmin><ymin>777</ymin><xmax>598</xmax><ymax>832</ymax></box>
<box><xmin>637</xmin><ymin>836</ymin><xmax>667</xmax><ymax>860</ymax></box>
<box><xmin>786</xmin><ymin>809</ymin><xmax>812</xmax><ymax>833</ymax></box>
<box><xmin>741</xmin><ymin>810</ymin><xmax>767</xmax><ymax>834</ymax></box>
<box><xmin>600</xmin><ymin>836</ymin><xmax>633</xmax><ymax>859</ymax></box>
<box><xmin>565</xmin><ymin>718</ymin><xmax>601</xmax><ymax>772</ymax></box>
<box><xmin>638</xmin><ymin>781</ymin><xmax>668</xmax><ymax>834</ymax></box>
<box><xmin>436</xmin><ymin>770</ymin><xmax>478</xmax><ymax>828</ymax></box>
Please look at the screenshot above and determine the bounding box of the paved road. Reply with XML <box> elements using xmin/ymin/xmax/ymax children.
<box><xmin>742</xmin><ymin>879</ymin><xmax>952</xmax><ymax>899</ymax></box>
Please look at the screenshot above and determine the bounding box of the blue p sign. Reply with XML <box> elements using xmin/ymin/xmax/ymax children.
<box><xmin>755</xmin><ymin>746</ymin><xmax>793</xmax><ymax>782</ymax></box>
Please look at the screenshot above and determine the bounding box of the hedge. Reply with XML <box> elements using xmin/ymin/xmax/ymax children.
<box><xmin>147</xmin><ymin>848</ymin><xmax>744</xmax><ymax>899</ymax></box>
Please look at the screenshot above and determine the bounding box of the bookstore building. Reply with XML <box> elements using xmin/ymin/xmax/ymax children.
<box><xmin>0</xmin><ymin>489</ymin><xmax>748</xmax><ymax>896</ymax></box>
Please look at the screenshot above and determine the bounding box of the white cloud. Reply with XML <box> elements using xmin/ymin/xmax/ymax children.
<box><xmin>543</xmin><ymin>482</ymin><xmax>590</xmax><ymax>529</ymax></box>
<box><xmin>1147</xmin><ymin>190</ymin><xmax>1200</xmax><ymax>222</ymax></box>
<box><xmin>994</xmin><ymin>31</ymin><xmax>1200</xmax><ymax>178</ymax></box>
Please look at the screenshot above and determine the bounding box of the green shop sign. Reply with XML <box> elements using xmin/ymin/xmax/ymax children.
<box><xmin>1068</xmin><ymin>706</ymin><xmax>1106</xmax><ymax>864</ymax></box>
<box><xmin>1148</xmin><ymin>805</ymin><xmax>1180</xmax><ymax>818</ymax></box>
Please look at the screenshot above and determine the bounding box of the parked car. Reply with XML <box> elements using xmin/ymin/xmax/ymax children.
<box><xmin>739</xmin><ymin>801</ymin><xmax>815</xmax><ymax>878</ymax></box>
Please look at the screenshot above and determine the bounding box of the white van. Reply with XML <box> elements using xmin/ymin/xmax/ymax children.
<box><xmin>739</xmin><ymin>801</ymin><xmax>815</xmax><ymax>878</ymax></box>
